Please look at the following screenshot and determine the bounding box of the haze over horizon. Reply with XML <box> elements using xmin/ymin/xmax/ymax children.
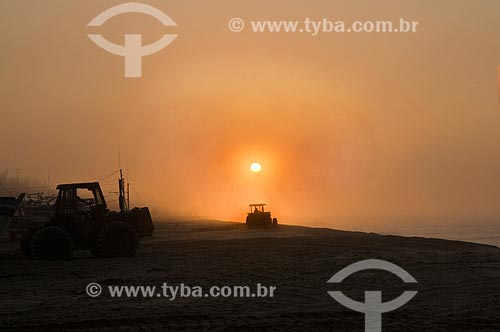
<box><xmin>2</xmin><ymin>0</ymin><xmax>500</xmax><ymax>226</ymax></box>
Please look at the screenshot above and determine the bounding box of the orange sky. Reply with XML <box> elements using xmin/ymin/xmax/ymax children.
<box><xmin>1</xmin><ymin>0</ymin><xmax>500</xmax><ymax>226</ymax></box>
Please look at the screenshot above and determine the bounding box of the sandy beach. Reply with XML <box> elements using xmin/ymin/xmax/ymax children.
<box><xmin>1</xmin><ymin>220</ymin><xmax>499</xmax><ymax>331</ymax></box>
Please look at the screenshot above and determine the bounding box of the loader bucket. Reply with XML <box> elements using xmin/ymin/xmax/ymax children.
<box><xmin>127</xmin><ymin>207</ymin><xmax>155</xmax><ymax>237</ymax></box>
<box><xmin>0</xmin><ymin>194</ymin><xmax>25</xmax><ymax>239</ymax></box>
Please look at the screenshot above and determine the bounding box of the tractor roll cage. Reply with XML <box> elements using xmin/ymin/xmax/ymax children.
<box><xmin>249</xmin><ymin>203</ymin><xmax>266</xmax><ymax>213</ymax></box>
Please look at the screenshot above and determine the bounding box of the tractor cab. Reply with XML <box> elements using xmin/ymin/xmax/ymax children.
<box><xmin>51</xmin><ymin>182</ymin><xmax>109</xmax><ymax>244</ymax></box>
<box><xmin>54</xmin><ymin>182</ymin><xmax>107</xmax><ymax>222</ymax></box>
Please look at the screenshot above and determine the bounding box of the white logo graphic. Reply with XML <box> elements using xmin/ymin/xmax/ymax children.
<box><xmin>87</xmin><ymin>2</ymin><xmax>177</xmax><ymax>78</ymax></box>
<box><xmin>327</xmin><ymin>259</ymin><xmax>418</xmax><ymax>332</ymax></box>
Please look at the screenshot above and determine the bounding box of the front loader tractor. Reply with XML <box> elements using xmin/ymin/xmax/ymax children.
<box><xmin>19</xmin><ymin>181</ymin><xmax>154</xmax><ymax>260</ymax></box>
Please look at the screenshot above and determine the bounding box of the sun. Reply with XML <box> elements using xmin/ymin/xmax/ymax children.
<box><xmin>250</xmin><ymin>162</ymin><xmax>262</xmax><ymax>173</ymax></box>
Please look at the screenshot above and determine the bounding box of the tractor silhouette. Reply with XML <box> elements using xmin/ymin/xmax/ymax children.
<box><xmin>246</xmin><ymin>204</ymin><xmax>278</xmax><ymax>229</ymax></box>
<box><xmin>18</xmin><ymin>181</ymin><xmax>153</xmax><ymax>260</ymax></box>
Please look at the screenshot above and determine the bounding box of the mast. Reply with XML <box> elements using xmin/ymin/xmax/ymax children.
<box><xmin>118</xmin><ymin>169</ymin><xmax>127</xmax><ymax>213</ymax></box>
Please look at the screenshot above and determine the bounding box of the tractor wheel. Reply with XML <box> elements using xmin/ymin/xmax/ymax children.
<box><xmin>246</xmin><ymin>216</ymin><xmax>254</xmax><ymax>229</ymax></box>
<box><xmin>29</xmin><ymin>226</ymin><xmax>74</xmax><ymax>260</ymax></box>
<box><xmin>272</xmin><ymin>218</ymin><xmax>278</xmax><ymax>228</ymax></box>
<box><xmin>249</xmin><ymin>220</ymin><xmax>258</xmax><ymax>229</ymax></box>
<box><xmin>96</xmin><ymin>221</ymin><xmax>138</xmax><ymax>258</ymax></box>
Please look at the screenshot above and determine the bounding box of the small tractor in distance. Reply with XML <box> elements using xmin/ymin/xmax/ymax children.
<box><xmin>17</xmin><ymin>178</ymin><xmax>154</xmax><ymax>260</ymax></box>
<box><xmin>246</xmin><ymin>203</ymin><xmax>278</xmax><ymax>229</ymax></box>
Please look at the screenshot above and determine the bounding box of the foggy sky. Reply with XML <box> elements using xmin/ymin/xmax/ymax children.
<box><xmin>1</xmin><ymin>0</ymin><xmax>500</xmax><ymax>226</ymax></box>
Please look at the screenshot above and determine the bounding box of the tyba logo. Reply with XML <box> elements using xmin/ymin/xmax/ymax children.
<box><xmin>87</xmin><ymin>2</ymin><xmax>177</xmax><ymax>78</ymax></box>
<box><xmin>327</xmin><ymin>259</ymin><xmax>418</xmax><ymax>332</ymax></box>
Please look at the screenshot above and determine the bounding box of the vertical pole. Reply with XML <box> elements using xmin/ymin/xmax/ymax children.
<box><xmin>127</xmin><ymin>182</ymin><xmax>130</xmax><ymax>210</ymax></box>
<box><xmin>119</xmin><ymin>169</ymin><xmax>126</xmax><ymax>213</ymax></box>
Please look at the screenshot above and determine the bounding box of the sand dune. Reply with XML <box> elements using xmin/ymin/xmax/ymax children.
<box><xmin>1</xmin><ymin>220</ymin><xmax>499</xmax><ymax>331</ymax></box>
